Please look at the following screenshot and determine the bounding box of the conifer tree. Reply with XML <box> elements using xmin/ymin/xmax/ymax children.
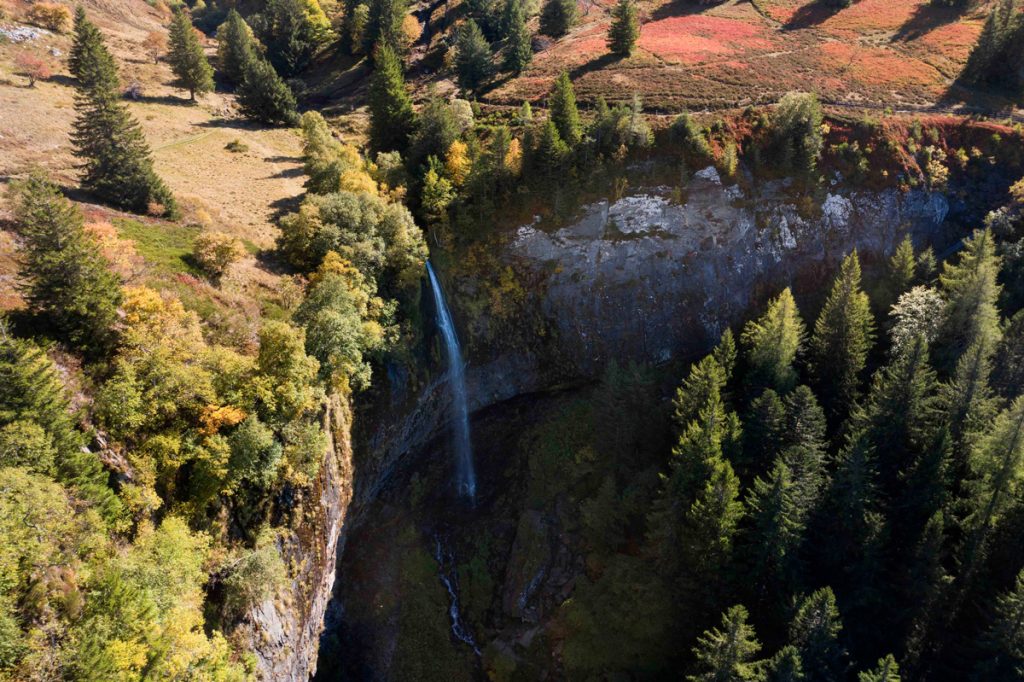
<box><xmin>539</xmin><ymin>0</ymin><xmax>576</xmax><ymax>37</ymax></box>
<box><xmin>549</xmin><ymin>71</ymin><xmax>581</xmax><ymax>146</ymax></box>
<box><xmin>790</xmin><ymin>587</ymin><xmax>848</xmax><ymax>682</ymax></box>
<box><xmin>809</xmin><ymin>250</ymin><xmax>874</xmax><ymax>419</ymax></box>
<box><xmin>858</xmin><ymin>654</ymin><xmax>901</xmax><ymax>682</ymax></box>
<box><xmin>455</xmin><ymin>19</ymin><xmax>492</xmax><ymax>93</ymax></box>
<box><xmin>0</xmin><ymin>331</ymin><xmax>123</xmax><ymax>524</ymax></box>
<box><xmin>888</xmin><ymin>235</ymin><xmax>918</xmax><ymax>304</ymax></box>
<box><xmin>607</xmin><ymin>0</ymin><xmax>638</xmax><ymax>57</ymax></box>
<box><xmin>534</xmin><ymin>118</ymin><xmax>568</xmax><ymax>176</ymax></box>
<box><xmin>363</xmin><ymin>0</ymin><xmax>408</xmax><ymax>54</ymax></box>
<box><xmin>217</xmin><ymin>10</ymin><xmax>255</xmax><ymax>85</ymax></box>
<box><xmin>687</xmin><ymin>605</ymin><xmax>762</xmax><ymax>682</ymax></box>
<box><xmin>237</xmin><ymin>57</ymin><xmax>299</xmax><ymax>125</ymax></box>
<box><xmin>764</xmin><ymin>646</ymin><xmax>806</xmax><ymax>682</ymax></box>
<box><xmin>940</xmin><ymin>339</ymin><xmax>999</xmax><ymax>470</ymax></box>
<box><xmin>714</xmin><ymin>328</ymin><xmax>738</xmax><ymax>379</ymax></box>
<box><xmin>973</xmin><ymin>568</ymin><xmax>1024</xmax><ymax>679</ymax></box>
<box><xmin>740</xmin><ymin>388</ymin><xmax>786</xmax><ymax>480</ymax></box>
<box><xmin>168</xmin><ymin>8</ymin><xmax>213</xmax><ymax>101</ymax></box>
<box><xmin>744</xmin><ymin>460</ymin><xmax>805</xmax><ymax>604</ymax></box>
<box><xmin>368</xmin><ymin>43</ymin><xmax>415</xmax><ymax>153</ymax></box>
<box><xmin>937</xmin><ymin>228</ymin><xmax>1002</xmax><ymax>370</ymax></box>
<box><xmin>674</xmin><ymin>354</ymin><xmax>730</xmax><ymax>429</ymax></box>
<box><xmin>69</xmin><ymin>12</ymin><xmax>177</xmax><ymax>216</ymax></box>
<box><xmin>741</xmin><ymin>287</ymin><xmax>805</xmax><ymax>395</ymax></box>
<box><xmin>11</xmin><ymin>174</ymin><xmax>121</xmax><ymax>353</ymax></box>
<box><xmin>993</xmin><ymin>309</ymin><xmax>1024</xmax><ymax>399</ymax></box>
<box><xmin>503</xmin><ymin>0</ymin><xmax>532</xmax><ymax>74</ymax></box>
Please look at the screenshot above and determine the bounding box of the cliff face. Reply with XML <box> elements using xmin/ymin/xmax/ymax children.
<box><xmin>363</xmin><ymin>170</ymin><xmax>951</xmax><ymax>485</ymax></box>
<box><xmin>241</xmin><ymin>396</ymin><xmax>354</xmax><ymax>681</ymax></box>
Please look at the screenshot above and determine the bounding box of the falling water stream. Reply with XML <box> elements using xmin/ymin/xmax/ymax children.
<box><xmin>425</xmin><ymin>260</ymin><xmax>477</xmax><ymax>500</ymax></box>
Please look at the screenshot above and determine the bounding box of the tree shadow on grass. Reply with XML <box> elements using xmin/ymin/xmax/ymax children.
<box><xmin>569</xmin><ymin>54</ymin><xmax>620</xmax><ymax>85</ymax></box>
<box><xmin>894</xmin><ymin>3</ymin><xmax>963</xmax><ymax>42</ymax></box>
<box><xmin>649</xmin><ymin>0</ymin><xmax>710</xmax><ymax>22</ymax></box>
<box><xmin>783</xmin><ymin>0</ymin><xmax>843</xmax><ymax>30</ymax></box>
<box><xmin>129</xmin><ymin>93</ymin><xmax>197</xmax><ymax>107</ymax></box>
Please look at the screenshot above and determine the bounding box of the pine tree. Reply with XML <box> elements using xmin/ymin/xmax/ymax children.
<box><xmin>606</xmin><ymin>0</ymin><xmax>638</xmax><ymax>57</ymax></box>
<box><xmin>363</xmin><ymin>0</ymin><xmax>408</xmax><ymax>54</ymax></box>
<box><xmin>69</xmin><ymin>6</ymin><xmax>117</xmax><ymax>91</ymax></box>
<box><xmin>888</xmin><ymin>235</ymin><xmax>918</xmax><ymax>304</ymax></box>
<box><xmin>741</xmin><ymin>287</ymin><xmax>805</xmax><ymax>395</ymax></box>
<box><xmin>11</xmin><ymin>173</ymin><xmax>121</xmax><ymax>353</ymax></box>
<box><xmin>740</xmin><ymin>388</ymin><xmax>786</xmax><ymax>480</ymax></box>
<box><xmin>216</xmin><ymin>10</ymin><xmax>255</xmax><ymax>85</ymax></box>
<box><xmin>368</xmin><ymin>43</ymin><xmax>415</xmax><ymax>153</ymax></box>
<box><xmin>549</xmin><ymin>71</ymin><xmax>581</xmax><ymax>146</ymax></box>
<box><xmin>790</xmin><ymin>587</ymin><xmax>848</xmax><ymax>682</ymax></box>
<box><xmin>0</xmin><ymin>331</ymin><xmax>123</xmax><ymax>524</ymax></box>
<box><xmin>687</xmin><ymin>605</ymin><xmax>762</xmax><ymax>682</ymax></box>
<box><xmin>673</xmin><ymin>354</ymin><xmax>730</xmax><ymax>429</ymax></box>
<box><xmin>809</xmin><ymin>250</ymin><xmax>875</xmax><ymax>419</ymax></box>
<box><xmin>764</xmin><ymin>646</ymin><xmax>806</xmax><ymax>682</ymax></box>
<box><xmin>940</xmin><ymin>338</ymin><xmax>999</xmax><ymax>471</ymax></box>
<box><xmin>534</xmin><ymin>118</ymin><xmax>568</xmax><ymax>176</ymax></box>
<box><xmin>858</xmin><ymin>654</ymin><xmax>901</xmax><ymax>682</ymax></box>
<box><xmin>503</xmin><ymin>0</ymin><xmax>532</xmax><ymax>74</ymax></box>
<box><xmin>539</xmin><ymin>0</ymin><xmax>576</xmax><ymax>37</ymax></box>
<box><xmin>455</xmin><ymin>19</ymin><xmax>492</xmax><ymax>93</ymax></box>
<box><xmin>70</xmin><ymin>13</ymin><xmax>177</xmax><ymax>216</ymax></box>
<box><xmin>237</xmin><ymin>57</ymin><xmax>299</xmax><ymax>125</ymax></box>
<box><xmin>168</xmin><ymin>8</ymin><xmax>213</xmax><ymax>101</ymax></box>
<box><xmin>972</xmin><ymin>568</ymin><xmax>1024</xmax><ymax>679</ymax></box>
<box><xmin>256</xmin><ymin>0</ymin><xmax>328</xmax><ymax>76</ymax></box>
<box><xmin>744</xmin><ymin>460</ymin><xmax>805</xmax><ymax>604</ymax></box>
<box><xmin>993</xmin><ymin>309</ymin><xmax>1024</xmax><ymax>399</ymax></box>
<box><xmin>936</xmin><ymin>228</ymin><xmax>1002</xmax><ymax>370</ymax></box>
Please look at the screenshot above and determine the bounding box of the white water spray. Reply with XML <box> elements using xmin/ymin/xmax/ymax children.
<box><xmin>425</xmin><ymin>261</ymin><xmax>477</xmax><ymax>500</ymax></box>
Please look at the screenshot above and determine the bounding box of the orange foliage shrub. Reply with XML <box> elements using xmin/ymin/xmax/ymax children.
<box><xmin>27</xmin><ymin>2</ymin><xmax>71</xmax><ymax>32</ymax></box>
<box><xmin>15</xmin><ymin>52</ymin><xmax>51</xmax><ymax>86</ymax></box>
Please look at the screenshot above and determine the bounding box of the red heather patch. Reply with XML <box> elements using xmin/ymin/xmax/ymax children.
<box><xmin>639</xmin><ymin>15</ymin><xmax>773</xmax><ymax>64</ymax></box>
<box><xmin>916</xmin><ymin>20</ymin><xmax>982</xmax><ymax>60</ymax></box>
<box><xmin>818</xmin><ymin>42</ymin><xmax>940</xmax><ymax>88</ymax></box>
<box><xmin>820</xmin><ymin>0</ymin><xmax>922</xmax><ymax>36</ymax></box>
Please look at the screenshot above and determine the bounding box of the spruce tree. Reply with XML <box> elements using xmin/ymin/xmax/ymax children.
<box><xmin>539</xmin><ymin>0</ymin><xmax>576</xmax><ymax>37</ymax></box>
<box><xmin>363</xmin><ymin>0</ymin><xmax>408</xmax><ymax>54</ymax></box>
<box><xmin>455</xmin><ymin>19</ymin><xmax>493</xmax><ymax>93</ymax></box>
<box><xmin>549</xmin><ymin>71</ymin><xmax>581</xmax><ymax>146</ymax></box>
<box><xmin>673</xmin><ymin>354</ymin><xmax>730</xmax><ymax>429</ymax></box>
<box><xmin>764</xmin><ymin>646</ymin><xmax>805</xmax><ymax>682</ymax></box>
<box><xmin>687</xmin><ymin>605</ymin><xmax>762</xmax><ymax>682</ymax></box>
<box><xmin>741</xmin><ymin>287</ymin><xmax>805</xmax><ymax>395</ymax></box>
<box><xmin>740</xmin><ymin>388</ymin><xmax>786</xmax><ymax>480</ymax></box>
<box><xmin>168</xmin><ymin>8</ymin><xmax>213</xmax><ymax>101</ymax></box>
<box><xmin>940</xmin><ymin>338</ymin><xmax>999</xmax><ymax>469</ymax></box>
<box><xmin>973</xmin><ymin>568</ymin><xmax>1024</xmax><ymax>679</ymax></box>
<box><xmin>368</xmin><ymin>43</ymin><xmax>416</xmax><ymax>153</ymax></box>
<box><xmin>888</xmin><ymin>235</ymin><xmax>918</xmax><ymax>304</ymax></box>
<box><xmin>534</xmin><ymin>118</ymin><xmax>568</xmax><ymax>176</ymax></box>
<box><xmin>607</xmin><ymin>0</ymin><xmax>638</xmax><ymax>57</ymax></box>
<box><xmin>790</xmin><ymin>587</ymin><xmax>848</xmax><ymax>682</ymax></box>
<box><xmin>237</xmin><ymin>57</ymin><xmax>299</xmax><ymax>125</ymax></box>
<box><xmin>857</xmin><ymin>654</ymin><xmax>901</xmax><ymax>682</ymax></box>
<box><xmin>993</xmin><ymin>309</ymin><xmax>1024</xmax><ymax>399</ymax></box>
<box><xmin>217</xmin><ymin>10</ymin><xmax>255</xmax><ymax>85</ymax></box>
<box><xmin>809</xmin><ymin>250</ymin><xmax>874</xmax><ymax>419</ymax></box>
<box><xmin>936</xmin><ymin>228</ymin><xmax>1002</xmax><ymax>370</ymax></box>
<box><xmin>503</xmin><ymin>0</ymin><xmax>532</xmax><ymax>74</ymax></box>
<box><xmin>11</xmin><ymin>174</ymin><xmax>121</xmax><ymax>354</ymax></box>
<box><xmin>70</xmin><ymin>12</ymin><xmax>177</xmax><ymax>216</ymax></box>
<box><xmin>744</xmin><ymin>460</ymin><xmax>805</xmax><ymax>605</ymax></box>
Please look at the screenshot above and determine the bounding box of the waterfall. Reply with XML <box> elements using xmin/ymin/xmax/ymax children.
<box><xmin>433</xmin><ymin>535</ymin><xmax>481</xmax><ymax>656</ymax></box>
<box><xmin>425</xmin><ymin>261</ymin><xmax>477</xmax><ymax>500</ymax></box>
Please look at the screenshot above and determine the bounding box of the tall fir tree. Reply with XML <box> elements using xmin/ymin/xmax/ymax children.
<box><xmin>743</xmin><ymin>460</ymin><xmax>806</xmax><ymax>609</ymax></box>
<box><xmin>936</xmin><ymin>228</ymin><xmax>1003</xmax><ymax>370</ymax></box>
<box><xmin>368</xmin><ymin>43</ymin><xmax>416</xmax><ymax>153</ymax></box>
<box><xmin>69</xmin><ymin>11</ymin><xmax>177</xmax><ymax>216</ymax></box>
<box><xmin>809</xmin><ymin>250</ymin><xmax>875</xmax><ymax>419</ymax></box>
<box><xmin>741</xmin><ymin>287</ymin><xmax>805</xmax><ymax>395</ymax></box>
<box><xmin>539</xmin><ymin>0</ymin><xmax>576</xmax><ymax>37</ymax></box>
<box><xmin>972</xmin><ymin>568</ymin><xmax>1024</xmax><ymax>680</ymax></box>
<box><xmin>606</xmin><ymin>0</ymin><xmax>638</xmax><ymax>57</ymax></box>
<box><xmin>168</xmin><ymin>8</ymin><xmax>214</xmax><ymax>100</ymax></box>
<box><xmin>503</xmin><ymin>0</ymin><xmax>532</xmax><ymax>74</ymax></box>
<box><xmin>993</xmin><ymin>309</ymin><xmax>1024</xmax><ymax>399</ymax></box>
<box><xmin>216</xmin><ymin>10</ymin><xmax>255</xmax><ymax>85</ymax></box>
<box><xmin>740</xmin><ymin>388</ymin><xmax>786</xmax><ymax>480</ymax></box>
<box><xmin>789</xmin><ymin>587</ymin><xmax>848</xmax><ymax>682</ymax></box>
<box><xmin>455</xmin><ymin>19</ymin><xmax>492</xmax><ymax>93</ymax></box>
<box><xmin>687</xmin><ymin>605</ymin><xmax>762</xmax><ymax>682</ymax></box>
<box><xmin>764</xmin><ymin>646</ymin><xmax>805</xmax><ymax>682</ymax></box>
<box><xmin>237</xmin><ymin>57</ymin><xmax>299</xmax><ymax>125</ymax></box>
<box><xmin>858</xmin><ymin>654</ymin><xmax>901</xmax><ymax>682</ymax></box>
<box><xmin>363</xmin><ymin>0</ymin><xmax>408</xmax><ymax>54</ymax></box>
<box><xmin>11</xmin><ymin>174</ymin><xmax>122</xmax><ymax>354</ymax></box>
<box><xmin>549</xmin><ymin>71</ymin><xmax>581</xmax><ymax>146</ymax></box>
<box><xmin>887</xmin><ymin>235</ymin><xmax>919</xmax><ymax>305</ymax></box>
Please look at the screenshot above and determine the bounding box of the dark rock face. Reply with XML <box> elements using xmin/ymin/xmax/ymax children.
<box><xmin>241</xmin><ymin>397</ymin><xmax>355</xmax><ymax>681</ymax></box>
<box><xmin>365</xmin><ymin>170</ymin><xmax>950</xmax><ymax>484</ymax></box>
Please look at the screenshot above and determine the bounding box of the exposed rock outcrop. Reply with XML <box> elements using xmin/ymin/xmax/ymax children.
<box><xmin>240</xmin><ymin>396</ymin><xmax>354</xmax><ymax>681</ymax></box>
